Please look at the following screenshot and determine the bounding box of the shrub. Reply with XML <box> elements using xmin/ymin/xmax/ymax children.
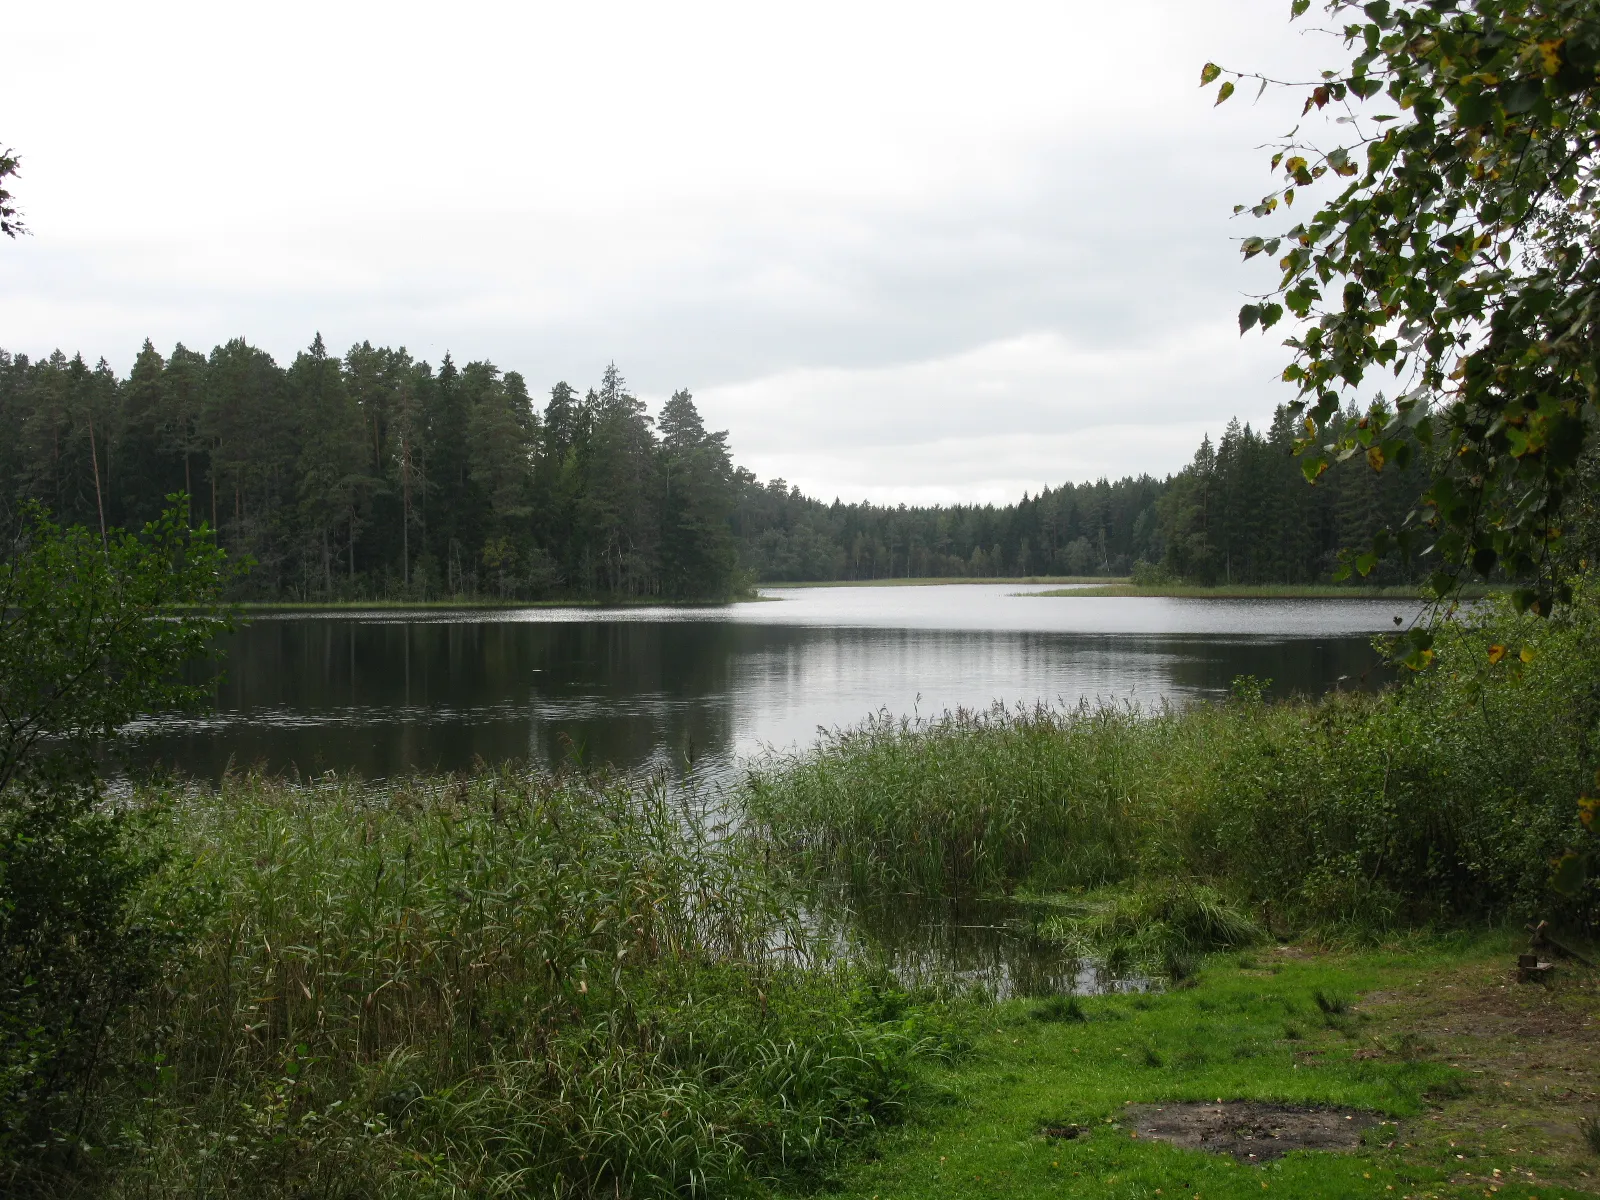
<box><xmin>0</xmin><ymin>504</ymin><xmax>229</xmax><ymax>1174</ymax></box>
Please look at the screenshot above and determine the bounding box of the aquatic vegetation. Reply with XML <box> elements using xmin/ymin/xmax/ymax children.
<box><xmin>1037</xmin><ymin>880</ymin><xmax>1264</xmax><ymax>978</ymax></box>
<box><xmin>46</xmin><ymin>769</ymin><xmax>934</xmax><ymax>1199</ymax></box>
<box><xmin>748</xmin><ymin>592</ymin><xmax>1600</xmax><ymax>933</ymax></box>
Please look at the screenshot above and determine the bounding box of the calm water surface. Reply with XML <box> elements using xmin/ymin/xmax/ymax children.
<box><xmin>130</xmin><ymin>584</ymin><xmax>1413</xmax><ymax>782</ymax></box>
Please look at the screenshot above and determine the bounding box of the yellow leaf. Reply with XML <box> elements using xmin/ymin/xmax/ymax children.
<box><xmin>1215</xmin><ymin>80</ymin><xmax>1235</xmax><ymax>106</ymax></box>
<box><xmin>1488</xmin><ymin>644</ymin><xmax>1506</xmax><ymax>664</ymax></box>
<box><xmin>1520</xmin><ymin>646</ymin><xmax>1536</xmax><ymax>664</ymax></box>
<box><xmin>1538</xmin><ymin>38</ymin><xmax>1564</xmax><ymax>76</ymax></box>
<box><xmin>1366</xmin><ymin>445</ymin><xmax>1385</xmax><ymax>472</ymax></box>
<box><xmin>1201</xmin><ymin>62</ymin><xmax>1223</xmax><ymax>86</ymax></box>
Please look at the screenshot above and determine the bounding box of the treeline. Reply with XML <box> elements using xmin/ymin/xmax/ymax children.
<box><xmin>1153</xmin><ymin>407</ymin><xmax>1426</xmax><ymax>586</ymax></box>
<box><xmin>0</xmin><ymin>334</ymin><xmax>1425</xmax><ymax>599</ymax></box>
<box><xmin>733</xmin><ymin>475</ymin><xmax>1166</xmax><ymax>580</ymax></box>
<box><xmin>731</xmin><ymin>409</ymin><xmax>1422</xmax><ymax>585</ymax></box>
<box><xmin>0</xmin><ymin>340</ymin><xmax>740</xmax><ymax>600</ymax></box>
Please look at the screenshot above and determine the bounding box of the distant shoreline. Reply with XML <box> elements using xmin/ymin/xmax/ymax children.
<box><xmin>217</xmin><ymin>596</ymin><xmax>759</xmax><ymax>614</ymax></box>
<box><xmin>1022</xmin><ymin>582</ymin><xmax>1495</xmax><ymax>599</ymax></box>
<box><xmin>764</xmin><ymin>576</ymin><xmax>1118</xmax><ymax>589</ymax></box>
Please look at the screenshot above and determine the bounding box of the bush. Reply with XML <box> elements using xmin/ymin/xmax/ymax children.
<box><xmin>1129</xmin><ymin>559</ymin><xmax>1171</xmax><ymax>586</ymax></box>
<box><xmin>0</xmin><ymin>789</ymin><xmax>195</xmax><ymax>1162</ymax></box>
<box><xmin>0</xmin><ymin>503</ymin><xmax>229</xmax><ymax>1177</ymax></box>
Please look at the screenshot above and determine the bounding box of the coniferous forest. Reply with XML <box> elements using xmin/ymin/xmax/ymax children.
<box><xmin>0</xmin><ymin>335</ymin><xmax>1425</xmax><ymax>600</ymax></box>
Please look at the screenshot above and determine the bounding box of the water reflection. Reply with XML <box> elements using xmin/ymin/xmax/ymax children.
<box><xmin>128</xmin><ymin>586</ymin><xmax>1402</xmax><ymax>781</ymax></box>
<box><xmin>820</xmin><ymin>896</ymin><xmax>1148</xmax><ymax>1000</ymax></box>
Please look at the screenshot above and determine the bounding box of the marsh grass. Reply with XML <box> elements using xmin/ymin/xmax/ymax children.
<box><xmin>747</xmin><ymin>589</ymin><xmax>1600</xmax><ymax>936</ymax></box>
<box><xmin>1038</xmin><ymin>881</ymin><xmax>1265</xmax><ymax>977</ymax></box>
<box><xmin>744</xmin><ymin>701</ymin><xmax>1219</xmax><ymax>898</ymax></box>
<box><xmin>71</xmin><ymin>769</ymin><xmax>938</xmax><ymax>1199</ymax></box>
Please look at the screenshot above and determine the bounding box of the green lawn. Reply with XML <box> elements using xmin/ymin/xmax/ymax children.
<box><xmin>815</xmin><ymin>938</ymin><xmax>1600</xmax><ymax>1200</ymax></box>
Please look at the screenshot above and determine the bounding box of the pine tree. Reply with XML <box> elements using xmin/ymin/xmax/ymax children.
<box><xmin>658</xmin><ymin>389</ymin><xmax>737</xmax><ymax>598</ymax></box>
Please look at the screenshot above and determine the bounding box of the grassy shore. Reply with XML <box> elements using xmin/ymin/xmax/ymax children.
<box><xmin>735</xmin><ymin>588</ymin><xmax>1600</xmax><ymax>1195</ymax></box>
<box><xmin>1026</xmin><ymin>582</ymin><xmax>1442</xmax><ymax>599</ymax></box>
<box><xmin>830</xmin><ymin>938</ymin><xmax>1600</xmax><ymax>1199</ymax></box>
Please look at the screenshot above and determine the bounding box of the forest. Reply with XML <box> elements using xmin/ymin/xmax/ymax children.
<box><xmin>0</xmin><ymin>335</ymin><xmax>1424</xmax><ymax>599</ymax></box>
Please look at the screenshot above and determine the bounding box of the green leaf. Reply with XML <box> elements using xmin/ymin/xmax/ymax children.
<box><xmin>1290</xmin><ymin>0</ymin><xmax>1310</xmax><ymax>15</ymax></box>
<box><xmin>1300</xmin><ymin>454</ymin><xmax>1329</xmax><ymax>483</ymax></box>
<box><xmin>1200</xmin><ymin>63</ymin><xmax>1222</xmax><ymax>86</ymax></box>
<box><xmin>1215</xmin><ymin>80</ymin><xmax>1235</xmax><ymax>106</ymax></box>
<box><xmin>1550</xmin><ymin>852</ymin><xmax>1588</xmax><ymax>898</ymax></box>
<box><xmin>1501</xmin><ymin>78</ymin><xmax>1542</xmax><ymax>114</ymax></box>
<box><xmin>1238</xmin><ymin>304</ymin><xmax>1261</xmax><ymax>334</ymax></box>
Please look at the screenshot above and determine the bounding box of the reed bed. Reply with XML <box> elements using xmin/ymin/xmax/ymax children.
<box><xmin>743</xmin><ymin>700</ymin><xmax>1259</xmax><ymax>898</ymax></box>
<box><xmin>747</xmin><ymin>591</ymin><xmax>1600</xmax><ymax>936</ymax></box>
<box><xmin>82</xmin><ymin>769</ymin><xmax>929</xmax><ymax>1199</ymax></box>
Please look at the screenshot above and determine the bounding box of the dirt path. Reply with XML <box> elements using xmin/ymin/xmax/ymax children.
<box><xmin>1356</xmin><ymin>948</ymin><xmax>1600</xmax><ymax>1195</ymax></box>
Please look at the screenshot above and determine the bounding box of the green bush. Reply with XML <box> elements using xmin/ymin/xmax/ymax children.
<box><xmin>0</xmin><ymin>503</ymin><xmax>229</xmax><ymax>1174</ymax></box>
<box><xmin>0</xmin><ymin>789</ymin><xmax>196</xmax><ymax>1162</ymax></box>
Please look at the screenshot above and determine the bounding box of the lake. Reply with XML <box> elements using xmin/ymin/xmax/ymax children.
<box><xmin>129</xmin><ymin>584</ymin><xmax>1413</xmax><ymax>782</ymax></box>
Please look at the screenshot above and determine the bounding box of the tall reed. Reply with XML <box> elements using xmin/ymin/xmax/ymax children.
<box><xmin>747</xmin><ymin>590</ymin><xmax>1600</xmax><ymax>934</ymax></box>
<box><xmin>88</xmin><ymin>768</ymin><xmax>922</xmax><ymax>1198</ymax></box>
<box><xmin>744</xmin><ymin>701</ymin><xmax>1251</xmax><ymax>896</ymax></box>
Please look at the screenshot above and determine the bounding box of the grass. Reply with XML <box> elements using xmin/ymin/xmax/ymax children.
<box><xmin>824</xmin><ymin>937</ymin><xmax>1600</xmax><ymax>1199</ymax></box>
<box><xmin>745</xmin><ymin>595</ymin><xmax>1597</xmax><ymax>929</ymax></box>
<box><xmin>734</xmin><ymin>589</ymin><xmax>1600</xmax><ymax>1196</ymax></box>
<box><xmin>48</xmin><ymin>770</ymin><xmax>942</xmax><ymax>1199</ymax></box>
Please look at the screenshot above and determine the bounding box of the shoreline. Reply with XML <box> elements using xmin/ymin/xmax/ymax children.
<box><xmin>1022</xmin><ymin>582</ymin><xmax>1498</xmax><ymax>600</ymax></box>
<box><xmin>762</xmin><ymin>575</ymin><xmax>1120</xmax><ymax>589</ymax></box>
<box><xmin>212</xmin><ymin>595</ymin><xmax>763</xmax><ymax>613</ymax></box>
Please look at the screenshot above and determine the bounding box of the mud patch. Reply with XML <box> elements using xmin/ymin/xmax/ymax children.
<box><xmin>1127</xmin><ymin>1101</ymin><xmax>1381</xmax><ymax>1162</ymax></box>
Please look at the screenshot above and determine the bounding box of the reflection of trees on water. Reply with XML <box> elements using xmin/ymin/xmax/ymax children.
<box><xmin>152</xmin><ymin>620</ymin><xmax>748</xmax><ymax>780</ymax></box>
<box><xmin>139</xmin><ymin>619</ymin><xmax>1390</xmax><ymax>781</ymax></box>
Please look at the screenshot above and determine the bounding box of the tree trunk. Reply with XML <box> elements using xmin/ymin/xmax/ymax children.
<box><xmin>87</xmin><ymin>412</ymin><xmax>107</xmax><ymax>550</ymax></box>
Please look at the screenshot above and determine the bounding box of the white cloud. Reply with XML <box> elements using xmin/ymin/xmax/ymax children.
<box><xmin>700</xmin><ymin>325</ymin><xmax>1283</xmax><ymax>501</ymax></box>
<box><xmin>0</xmin><ymin>0</ymin><xmax>1341</xmax><ymax>501</ymax></box>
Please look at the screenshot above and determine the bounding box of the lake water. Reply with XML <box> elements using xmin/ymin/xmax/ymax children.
<box><xmin>130</xmin><ymin>584</ymin><xmax>1413</xmax><ymax>782</ymax></box>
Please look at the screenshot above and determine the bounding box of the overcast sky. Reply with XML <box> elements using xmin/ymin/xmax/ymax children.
<box><xmin>2</xmin><ymin>1</ymin><xmax>1339</xmax><ymax>504</ymax></box>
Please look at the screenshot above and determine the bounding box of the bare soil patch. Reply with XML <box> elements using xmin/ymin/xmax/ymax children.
<box><xmin>1127</xmin><ymin>1100</ymin><xmax>1381</xmax><ymax>1162</ymax></box>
